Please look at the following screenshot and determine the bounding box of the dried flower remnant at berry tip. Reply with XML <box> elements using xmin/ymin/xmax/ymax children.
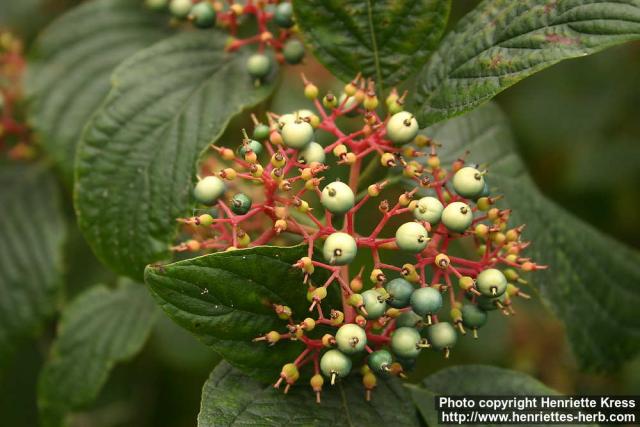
<box><xmin>147</xmin><ymin>0</ymin><xmax>305</xmax><ymax>83</ymax></box>
<box><xmin>0</xmin><ymin>31</ymin><xmax>35</xmax><ymax>161</ymax></box>
<box><xmin>175</xmin><ymin>73</ymin><xmax>546</xmax><ymax>402</ymax></box>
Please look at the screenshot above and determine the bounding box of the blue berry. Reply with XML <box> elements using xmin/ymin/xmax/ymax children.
<box><xmin>368</xmin><ymin>349</ymin><xmax>393</xmax><ymax>374</ymax></box>
<box><xmin>190</xmin><ymin>2</ymin><xmax>216</xmax><ymax>28</ymax></box>
<box><xmin>396</xmin><ymin>310</ymin><xmax>424</xmax><ymax>331</ymax></box>
<box><xmin>230</xmin><ymin>193</ymin><xmax>252</xmax><ymax>215</ymax></box>
<box><xmin>461</xmin><ymin>304</ymin><xmax>488</xmax><ymax>329</ymax></box>
<box><xmin>283</xmin><ymin>39</ymin><xmax>305</xmax><ymax>64</ymax></box>
<box><xmin>238</xmin><ymin>139</ymin><xmax>263</xmax><ymax>157</ymax></box>
<box><xmin>410</xmin><ymin>287</ymin><xmax>442</xmax><ymax>317</ymax></box>
<box><xmin>385</xmin><ymin>278</ymin><xmax>414</xmax><ymax>308</ymax></box>
<box><xmin>274</xmin><ymin>2</ymin><xmax>294</xmax><ymax>28</ymax></box>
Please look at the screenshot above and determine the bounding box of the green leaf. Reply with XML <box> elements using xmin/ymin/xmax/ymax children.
<box><xmin>408</xmin><ymin>102</ymin><xmax>640</xmax><ymax>371</ymax></box>
<box><xmin>74</xmin><ymin>31</ymin><xmax>276</xmax><ymax>280</ymax></box>
<box><xmin>408</xmin><ymin>365</ymin><xmax>566</xmax><ymax>427</ymax></box>
<box><xmin>27</xmin><ymin>0</ymin><xmax>171</xmax><ymax>185</ymax></box>
<box><xmin>145</xmin><ymin>245</ymin><xmax>336</xmax><ymax>381</ymax></box>
<box><xmin>37</xmin><ymin>279</ymin><xmax>157</xmax><ymax>427</ymax></box>
<box><xmin>293</xmin><ymin>0</ymin><xmax>451</xmax><ymax>88</ymax></box>
<box><xmin>198</xmin><ymin>362</ymin><xmax>420</xmax><ymax>427</ymax></box>
<box><xmin>413</xmin><ymin>0</ymin><xmax>640</xmax><ymax>126</ymax></box>
<box><xmin>0</xmin><ymin>163</ymin><xmax>66</xmax><ymax>368</ymax></box>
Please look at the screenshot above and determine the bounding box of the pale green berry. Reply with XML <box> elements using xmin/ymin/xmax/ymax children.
<box><xmin>246</xmin><ymin>53</ymin><xmax>271</xmax><ymax>79</ymax></box>
<box><xmin>283</xmin><ymin>39</ymin><xmax>305</xmax><ymax>64</ymax></box>
<box><xmin>320</xmin><ymin>349</ymin><xmax>352</xmax><ymax>381</ymax></box>
<box><xmin>322</xmin><ymin>232</ymin><xmax>357</xmax><ymax>265</ymax></box>
<box><xmin>476</xmin><ymin>268</ymin><xmax>507</xmax><ymax>297</ymax></box>
<box><xmin>193</xmin><ymin>176</ymin><xmax>225</xmax><ymax>205</ymax></box>
<box><xmin>385</xmin><ymin>278</ymin><xmax>414</xmax><ymax>309</ymax></box>
<box><xmin>368</xmin><ymin>349</ymin><xmax>393</xmax><ymax>374</ymax></box>
<box><xmin>395</xmin><ymin>222</ymin><xmax>429</xmax><ymax>253</ymax></box>
<box><xmin>386</xmin><ymin>111</ymin><xmax>419</xmax><ymax>144</ymax></box>
<box><xmin>361</xmin><ymin>289</ymin><xmax>387</xmax><ymax>319</ymax></box>
<box><xmin>281</xmin><ymin>120</ymin><xmax>314</xmax><ymax>149</ymax></box>
<box><xmin>427</xmin><ymin>322</ymin><xmax>457</xmax><ymax>350</ymax></box>
<box><xmin>452</xmin><ymin>167</ymin><xmax>485</xmax><ymax>199</ymax></box>
<box><xmin>169</xmin><ymin>0</ymin><xmax>192</xmax><ymax>19</ymax></box>
<box><xmin>391</xmin><ymin>327</ymin><xmax>422</xmax><ymax>359</ymax></box>
<box><xmin>461</xmin><ymin>304</ymin><xmax>488</xmax><ymax>329</ymax></box>
<box><xmin>335</xmin><ymin>324</ymin><xmax>367</xmax><ymax>354</ymax></box>
<box><xmin>321</xmin><ymin>181</ymin><xmax>354</xmax><ymax>214</ymax></box>
<box><xmin>298</xmin><ymin>141</ymin><xmax>326</xmax><ymax>164</ymax></box>
<box><xmin>238</xmin><ymin>139</ymin><xmax>263</xmax><ymax>157</ymax></box>
<box><xmin>441</xmin><ymin>201</ymin><xmax>473</xmax><ymax>233</ymax></box>
<box><xmin>274</xmin><ymin>2</ymin><xmax>294</xmax><ymax>28</ymax></box>
<box><xmin>413</xmin><ymin>196</ymin><xmax>444</xmax><ymax>223</ymax></box>
<box><xmin>410</xmin><ymin>287</ymin><xmax>442</xmax><ymax>317</ymax></box>
<box><xmin>338</xmin><ymin>93</ymin><xmax>359</xmax><ymax>115</ymax></box>
<box><xmin>190</xmin><ymin>2</ymin><xmax>216</xmax><ymax>28</ymax></box>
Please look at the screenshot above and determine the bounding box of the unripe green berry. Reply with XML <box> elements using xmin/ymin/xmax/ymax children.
<box><xmin>238</xmin><ymin>139</ymin><xmax>263</xmax><ymax>157</ymax></box>
<box><xmin>298</xmin><ymin>141</ymin><xmax>325</xmax><ymax>164</ymax></box>
<box><xmin>395</xmin><ymin>222</ymin><xmax>429</xmax><ymax>253</ymax></box>
<box><xmin>386</xmin><ymin>111</ymin><xmax>418</xmax><ymax>144</ymax></box>
<box><xmin>391</xmin><ymin>327</ymin><xmax>422</xmax><ymax>359</ymax></box>
<box><xmin>169</xmin><ymin>0</ymin><xmax>192</xmax><ymax>19</ymax></box>
<box><xmin>190</xmin><ymin>2</ymin><xmax>216</xmax><ymax>28</ymax></box>
<box><xmin>321</xmin><ymin>181</ymin><xmax>354</xmax><ymax>214</ymax></box>
<box><xmin>322</xmin><ymin>232</ymin><xmax>357</xmax><ymax>265</ymax></box>
<box><xmin>281</xmin><ymin>119</ymin><xmax>314</xmax><ymax>149</ymax></box>
<box><xmin>461</xmin><ymin>304</ymin><xmax>488</xmax><ymax>329</ymax></box>
<box><xmin>426</xmin><ymin>322</ymin><xmax>457</xmax><ymax>350</ymax></box>
<box><xmin>246</xmin><ymin>53</ymin><xmax>271</xmax><ymax>79</ymax></box>
<box><xmin>283</xmin><ymin>39</ymin><xmax>305</xmax><ymax>64</ymax></box>
<box><xmin>338</xmin><ymin>93</ymin><xmax>359</xmax><ymax>115</ymax></box>
<box><xmin>368</xmin><ymin>349</ymin><xmax>393</xmax><ymax>374</ymax></box>
<box><xmin>273</xmin><ymin>2</ymin><xmax>294</xmax><ymax>28</ymax></box>
<box><xmin>385</xmin><ymin>278</ymin><xmax>414</xmax><ymax>308</ymax></box>
<box><xmin>194</xmin><ymin>176</ymin><xmax>226</xmax><ymax>205</ymax></box>
<box><xmin>396</xmin><ymin>310</ymin><xmax>424</xmax><ymax>330</ymax></box>
<box><xmin>413</xmin><ymin>196</ymin><xmax>444</xmax><ymax>223</ymax></box>
<box><xmin>335</xmin><ymin>324</ymin><xmax>367</xmax><ymax>354</ymax></box>
<box><xmin>230</xmin><ymin>193</ymin><xmax>252</xmax><ymax>215</ymax></box>
<box><xmin>361</xmin><ymin>289</ymin><xmax>387</xmax><ymax>319</ymax></box>
<box><xmin>476</xmin><ymin>268</ymin><xmax>507</xmax><ymax>297</ymax></box>
<box><xmin>253</xmin><ymin>123</ymin><xmax>270</xmax><ymax>140</ymax></box>
<box><xmin>441</xmin><ymin>201</ymin><xmax>473</xmax><ymax>233</ymax></box>
<box><xmin>410</xmin><ymin>287</ymin><xmax>442</xmax><ymax>317</ymax></box>
<box><xmin>320</xmin><ymin>349</ymin><xmax>352</xmax><ymax>382</ymax></box>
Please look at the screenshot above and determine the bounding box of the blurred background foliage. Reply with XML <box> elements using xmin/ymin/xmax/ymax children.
<box><xmin>1</xmin><ymin>0</ymin><xmax>639</xmax><ymax>426</ymax></box>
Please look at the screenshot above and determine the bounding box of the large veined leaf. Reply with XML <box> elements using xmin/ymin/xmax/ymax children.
<box><xmin>0</xmin><ymin>163</ymin><xmax>66</xmax><ymax>368</ymax></box>
<box><xmin>198</xmin><ymin>362</ymin><xmax>420</xmax><ymax>427</ymax></box>
<box><xmin>145</xmin><ymin>245</ymin><xmax>337</xmax><ymax>381</ymax></box>
<box><xmin>74</xmin><ymin>31</ymin><xmax>276</xmax><ymax>280</ymax></box>
<box><xmin>37</xmin><ymin>279</ymin><xmax>157</xmax><ymax>427</ymax></box>
<box><xmin>413</xmin><ymin>0</ymin><xmax>640</xmax><ymax>125</ymax></box>
<box><xmin>407</xmin><ymin>102</ymin><xmax>640</xmax><ymax>371</ymax></box>
<box><xmin>407</xmin><ymin>365</ymin><xmax>590</xmax><ymax>427</ymax></box>
<box><xmin>293</xmin><ymin>0</ymin><xmax>451</xmax><ymax>88</ymax></box>
<box><xmin>27</xmin><ymin>0</ymin><xmax>171</xmax><ymax>185</ymax></box>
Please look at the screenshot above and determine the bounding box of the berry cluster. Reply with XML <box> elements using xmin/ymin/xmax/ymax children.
<box><xmin>0</xmin><ymin>30</ymin><xmax>34</xmax><ymax>161</ymax></box>
<box><xmin>145</xmin><ymin>0</ymin><xmax>304</xmax><ymax>81</ymax></box>
<box><xmin>177</xmin><ymin>74</ymin><xmax>545</xmax><ymax>402</ymax></box>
